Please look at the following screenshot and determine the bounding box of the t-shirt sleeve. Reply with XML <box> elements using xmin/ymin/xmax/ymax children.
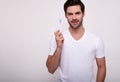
<box><xmin>95</xmin><ymin>37</ymin><xmax>105</xmax><ymax>58</ymax></box>
<box><xmin>49</xmin><ymin>35</ymin><xmax>57</xmax><ymax>55</ymax></box>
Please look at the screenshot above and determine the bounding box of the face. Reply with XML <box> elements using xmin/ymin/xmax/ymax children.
<box><xmin>65</xmin><ymin>5</ymin><xmax>84</xmax><ymax>29</ymax></box>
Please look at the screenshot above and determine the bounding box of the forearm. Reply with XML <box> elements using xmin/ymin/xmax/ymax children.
<box><xmin>46</xmin><ymin>47</ymin><xmax>62</xmax><ymax>74</ymax></box>
<box><xmin>96</xmin><ymin>66</ymin><xmax>106</xmax><ymax>82</ymax></box>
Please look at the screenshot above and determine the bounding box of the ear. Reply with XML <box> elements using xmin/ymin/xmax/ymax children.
<box><xmin>83</xmin><ymin>11</ymin><xmax>85</xmax><ymax>17</ymax></box>
<box><xmin>65</xmin><ymin>13</ymin><xmax>67</xmax><ymax>18</ymax></box>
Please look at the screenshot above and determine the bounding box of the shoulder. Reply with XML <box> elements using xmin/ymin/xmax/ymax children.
<box><xmin>85</xmin><ymin>29</ymin><xmax>103</xmax><ymax>43</ymax></box>
<box><xmin>60</xmin><ymin>29</ymin><xmax>69</xmax><ymax>37</ymax></box>
<box><xmin>85</xmin><ymin>29</ymin><xmax>101</xmax><ymax>39</ymax></box>
<box><xmin>51</xmin><ymin>29</ymin><xmax>69</xmax><ymax>40</ymax></box>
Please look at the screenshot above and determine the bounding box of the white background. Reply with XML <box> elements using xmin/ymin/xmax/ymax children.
<box><xmin>0</xmin><ymin>0</ymin><xmax>120</xmax><ymax>82</ymax></box>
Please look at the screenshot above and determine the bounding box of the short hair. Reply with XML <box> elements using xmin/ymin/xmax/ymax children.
<box><xmin>64</xmin><ymin>0</ymin><xmax>85</xmax><ymax>13</ymax></box>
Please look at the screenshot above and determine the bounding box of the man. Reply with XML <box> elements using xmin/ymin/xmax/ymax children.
<box><xmin>46</xmin><ymin>0</ymin><xmax>106</xmax><ymax>82</ymax></box>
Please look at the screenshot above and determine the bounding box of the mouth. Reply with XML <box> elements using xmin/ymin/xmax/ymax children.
<box><xmin>71</xmin><ymin>20</ymin><xmax>79</xmax><ymax>25</ymax></box>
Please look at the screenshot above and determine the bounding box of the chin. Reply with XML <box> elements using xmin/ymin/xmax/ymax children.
<box><xmin>71</xmin><ymin>25</ymin><xmax>80</xmax><ymax>29</ymax></box>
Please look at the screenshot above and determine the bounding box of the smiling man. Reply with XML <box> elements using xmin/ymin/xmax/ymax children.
<box><xmin>46</xmin><ymin>0</ymin><xmax>106</xmax><ymax>82</ymax></box>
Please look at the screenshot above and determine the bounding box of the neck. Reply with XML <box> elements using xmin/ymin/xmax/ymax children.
<box><xmin>69</xmin><ymin>25</ymin><xmax>84</xmax><ymax>34</ymax></box>
<box><xmin>68</xmin><ymin>25</ymin><xmax>85</xmax><ymax>41</ymax></box>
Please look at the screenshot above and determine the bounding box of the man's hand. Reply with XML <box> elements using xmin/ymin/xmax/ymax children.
<box><xmin>46</xmin><ymin>30</ymin><xmax>64</xmax><ymax>74</ymax></box>
<box><xmin>54</xmin><ymin>30</ymin><xmax>64</xmax><ymax>48</ymax></box>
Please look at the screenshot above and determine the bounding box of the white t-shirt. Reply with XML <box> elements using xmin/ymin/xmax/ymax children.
<box><xmin>49</xmin><ymin>28</ymin><xmax>105</xmax><ymax>82</ymax></box>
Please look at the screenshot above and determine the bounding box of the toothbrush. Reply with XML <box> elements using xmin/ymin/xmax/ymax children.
<box><xmin>59</xmin><ymin>19</ymin><xmax>62</xmax><ymax>31</ymax></box>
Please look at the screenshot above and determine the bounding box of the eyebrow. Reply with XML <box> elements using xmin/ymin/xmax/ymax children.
<box><xmin>67</xmin><ymin>11</ymin><xmax>81</xmax><ymax>15</ymax></box>
<box><xmin>75</xmin><ymin>11</ymin><xmax>81</xmax><ymax>14</ymax></box>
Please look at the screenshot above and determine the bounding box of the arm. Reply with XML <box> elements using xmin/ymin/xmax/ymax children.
<box><xmin>46</xmin><ymin>47</ymin><xmax>62</xmax><ymax>74</ymax></box>
<box><xmin>96</xmin><ymin>57</ymin><xmax>106</xmax><ymax>82</ymax></box>
<box><xmin>46</xmin><ymin>30</ymin><xmax>64</xmax><ymax>74</ymax></box>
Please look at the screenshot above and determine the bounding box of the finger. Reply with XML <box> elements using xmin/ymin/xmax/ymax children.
<box><xmin>56</xmin><ymin>31</ymin><xmax>62</xmax><ymax>37</ymax></box>
<box><xmin>59</xmin><ymin>35</ymin><xmax>64</xmax><ymax>39</ymax></box>
<box><xmin>54</xmin><ymin>30</ymin><xmax>60</xmax><ymax>35</ymax></box>
<box><xmin>60</xmin><ymin>37</ymin><xmax>64</xmax><ymax>43</ymax></box>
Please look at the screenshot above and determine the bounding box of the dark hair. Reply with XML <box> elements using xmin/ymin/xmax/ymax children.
<box><xmin>64</xmin><ymin>0</ymin><xmax>85</xmax><ymax>13</ymax></box>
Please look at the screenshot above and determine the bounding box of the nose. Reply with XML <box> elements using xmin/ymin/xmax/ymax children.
<box><xmin>72</xmin><ymin>14</ymin><xmax>77</xmax><ymax>20</ymax></box>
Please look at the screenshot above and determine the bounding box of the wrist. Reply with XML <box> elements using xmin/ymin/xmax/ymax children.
<box><xmin>56</xmin><ymin>46</ymin><xmax>63</xmax><ymax>51</ymax></box>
